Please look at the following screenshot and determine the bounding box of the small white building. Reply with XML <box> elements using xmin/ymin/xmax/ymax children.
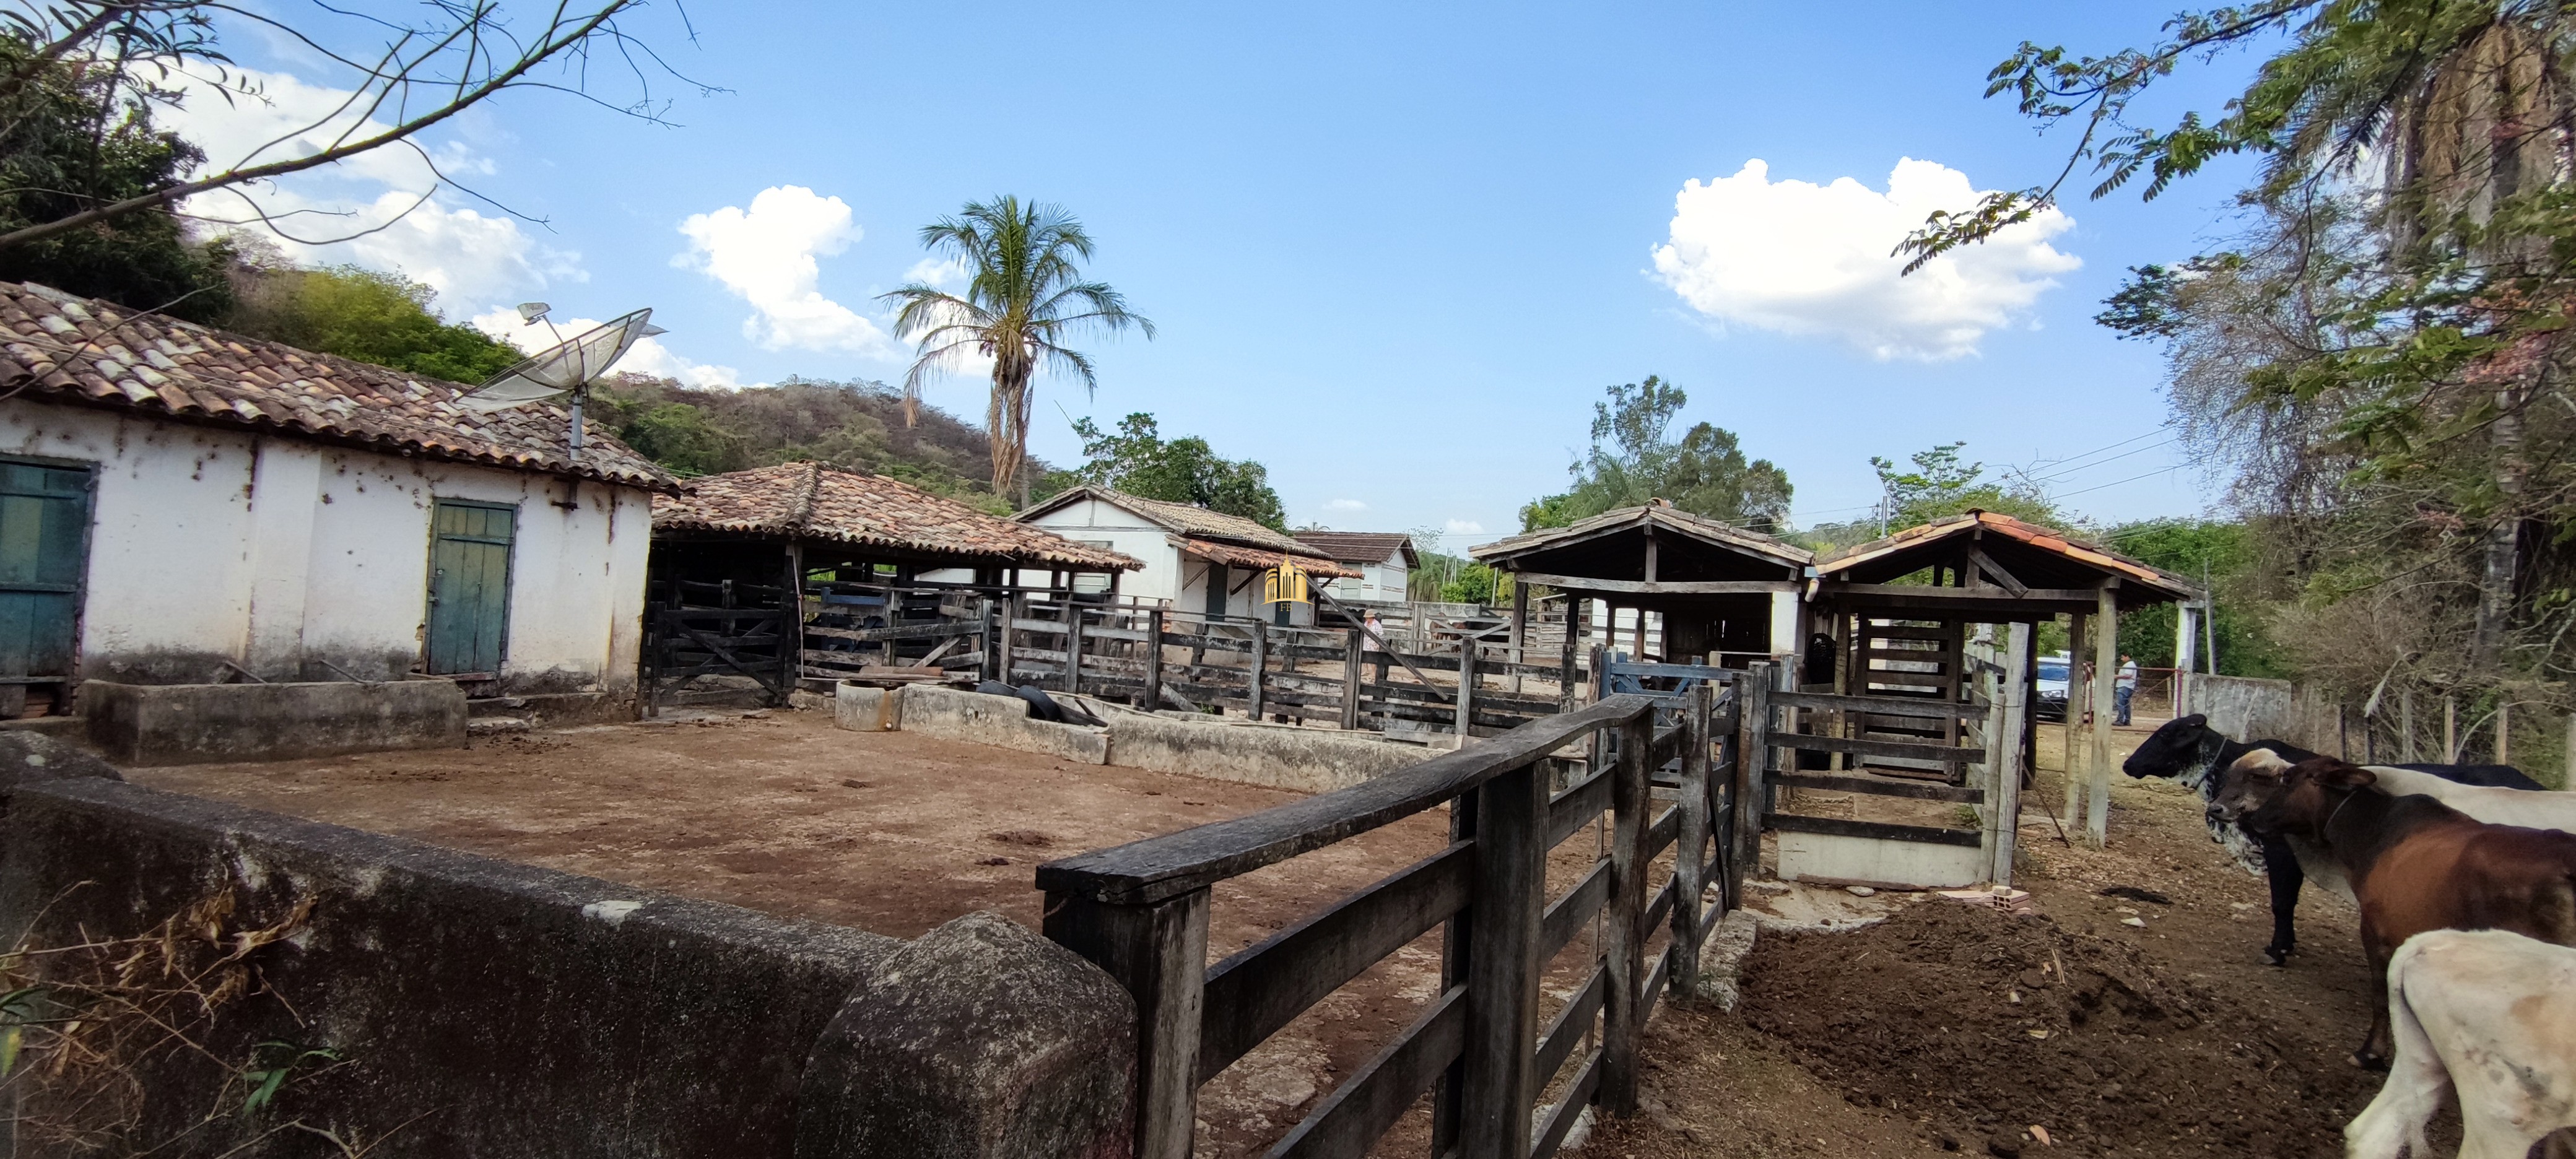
<box><xmin>1016</xmin><ymin>486</ymin><xmax>1357</xmax><ymax>625</ymax></box>
<box><xmin>0</xmin><ymin>280</ymin><xmax>674</xmax><ymax>715</ymax></box>
<box><xmin>1289</xmin><ymin>532</ymin><xmax>1417</xmax><ymax>604</ymax></box>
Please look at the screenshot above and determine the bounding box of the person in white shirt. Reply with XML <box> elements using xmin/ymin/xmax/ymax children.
<box><xmin>1364</xmin><ymin>612</ymin><xmax>1388</xmax><ymax>651</ymax></box>
<box><xmin>2114</xmin><ymin>654</ymin><xmax>2140</xmax><ymax>726</ymax></box>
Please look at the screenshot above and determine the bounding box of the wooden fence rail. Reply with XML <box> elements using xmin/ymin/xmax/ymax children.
<box><xmin>1036</xmin><ymin>685</ymin><xmax>1739</xmax><ymax>1159</ymax></box>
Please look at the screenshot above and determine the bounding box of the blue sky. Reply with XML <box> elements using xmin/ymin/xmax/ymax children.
<box><xmin>186</xmin><ymin>1</ymin><xmax>2281</xmax><ymax>555</ymax></box>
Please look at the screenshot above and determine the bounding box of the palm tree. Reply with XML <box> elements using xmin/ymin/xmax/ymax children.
<box><xmin>881</xmin><ymin>196</ymin><xmax>1153</xmax><ymax>505</ymax></box>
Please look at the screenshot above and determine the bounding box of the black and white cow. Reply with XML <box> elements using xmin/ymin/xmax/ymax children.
<box><xmin>2119</xmin><ymin>713</ymin><xmax>2539</xmax><ymax>965</ymax></box>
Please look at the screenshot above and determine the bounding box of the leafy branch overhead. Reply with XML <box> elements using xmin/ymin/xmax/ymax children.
<box><xmin>1520</xmin><ymin>376</ymin><xmax>1792</xmax><ymax>533</ymax></box>
<box><xmin>1073</xmin><ymin>413</ymin><xmax>1286</xmax><ymax>532</ymax></box>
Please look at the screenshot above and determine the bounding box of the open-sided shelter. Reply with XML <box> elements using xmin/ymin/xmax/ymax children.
<box><xmin>1469</xmin><ymin>500</ymin><xmax>1813</xmax><ymax>667</ymax></box>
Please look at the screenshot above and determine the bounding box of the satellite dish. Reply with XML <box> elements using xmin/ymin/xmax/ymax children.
<box><xmin>459</xmin><ymin>308</ymin><xmax>658</xmax><ymax>460</ymax></box>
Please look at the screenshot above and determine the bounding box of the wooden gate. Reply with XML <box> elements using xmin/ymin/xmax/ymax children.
<box><xmin>642</xmin><ymin>604</ymin><xmax>793</xmax><ymax>712</ymax></box>
<box><xmin>1747</xmin><ymin>624</ymin><xmax>2034</xmax><ymax>890</ymax></box>
<box><xmin>1038</xmin><ymin>687</ymin><xmax>1739</xmax><ymax>1159</ymax></box>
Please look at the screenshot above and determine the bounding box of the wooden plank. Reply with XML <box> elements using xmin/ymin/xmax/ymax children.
<box><xmin>1646</xmin><ymin>805</ymin><xmax>1678</xmax><ymax>861</ymax></box>
<box><xmin>1038</xmin><ymin>696</ymin><xmax>1655</xmax><ymax>904</ymax></box>
<box><xmin>1774</xmin><ymin>773</ymin><xmax>1985</xmax><ymax>803</ymax></box>
<box><xmin>1645</xmin><ymin>724</ymin><xmax>1687</xmax><ymax>770</ymax></box>
<box><xmin>1856</xmin><ymin>669</ymin><xmax>1952</xmax><ymax>688</ymax></box>
<box><xmin>1143</xmin><ymin>608</ymin><xmax>1165</xmax><ymax>712</ymax></box>
<box><xmin>1853</xmin><ymin>623</ymin><xmax>1957</xmax><ymax>643</ymax></box>
<box><xmin>1533</xmin><ymin>966</ymin><xmax>1606</xmax><ymax>1087</ymax></box>
<box><xmin>1539</xmin><ymin>858</ymin><xmax>1609</xmax><ymax>961</ymax></box>
<box><xmin>1198</xmin><ymin>843</ymin><xmax>1472</xmax><ymax>1081</ymax></box>
<box><xmin>1268</xmin><ymin>986</ymin><xmax>1466</xmax><ymax>1159</ymax></box>
<box><xmin>1764</xmin><ymin>813</ymin><xmax>1984</xmax><ymax>848</ymax></box>
<box><xmin>1042</xmin><ymin>890</ymin><xmax>1209</xmax><ymax>1159</ymax></box>
<box><xmin>1530</xmin><ymin>1053</ymin><xmax>1602</xmax><ymax>1159</ymax></box>
<box><xmin>1827</xmin><ymin>582</ymin><xmax>2106</xmax><ymax>604</ymax></box>
<box><xmin>1512</xmin><ymin>572</ymin><xmax>1796</xmax><ymax>596</ymax></box>
<box><xmin>1640</xmin><ymin>876</ymin><xmax>1675</xmax><ymax>945</ymax></box>
<box><xmin>1734</xmin><ymin>662</ymin><xmax>1771</xmax><ymax>894</ymax></box>
<box><xmin>1963</xmin><ymin>545</ymin><xmax>2030</xmax><ymax>597</ymax></box>
<box><xmin>800</xmin><ymin>620</ymin><xmax>982</xmax><ymax>643</ymax></box>
<box><xmin>1770</xmin><ymin>732</ymin><xmax>1975</xmax><ymax>765</ymax></box>
<box><xmin>1547</xmin><ymin>771</ymin><xmax>1611</xmax><ymax>848</ymax></box>
<box><xmin>1601</xmin><ymin>711</ymin><xmax>1651</xmax><ymax>1115</ymax></box>
<box><xmin>1458</xmin><ymin>760</ymin><xmax>1546</xmax><ymax>1159</ymax></box>
<box><xmin>1772</xmin><ymin>692</ymin><xmax>1984</xmax><ymax>720</ymax></box>
<box><xmin>1340</xmin><ymin>628</ymin><xmax>1363</xmax><ymax>731</ymax></box>
<box><xmin>1248</xmin><ymin>625</ymin><xmax>1268</xmax><ymax>719</ymax></box>
<box><xmin>1453</xmin><ymin>642</ymin><xmax>1475</xmax><ymax>737</ymax></box>
<box><xmin>1671</xmin><ymin>681</ymin><xmax>1712</xmax><ymax>991</ymax></box>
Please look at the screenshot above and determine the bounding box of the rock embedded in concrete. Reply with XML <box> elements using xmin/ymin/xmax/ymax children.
<box><xmin>796</xmin><ymin>911</ymin><xmax>1135</xmax><ymax>1159</ymax></box>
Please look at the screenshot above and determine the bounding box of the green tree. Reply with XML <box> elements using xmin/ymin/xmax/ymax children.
<box><xmin>1071</xmin><ymin>413</ymin><xmax>1286</xmax><ymax>531</ymax></box>
<box><xmin>2103</xmin><ymin>519</ymin><xmax>2285</xmax><ymax>678</ymax></box>
<box><xmin>1519</xmin><ymin>376</ymin><xmax>1792</xmax><ymax>532</ymax></box>
<box><xmin>225</xmin><ymin>264</ymin><xmax>524</xmax><ymax>383</ymax></box>
<box><xmin>1869</xmin><ymin>442</ymin><xmax>2062</xmax><ymax>529</ymax></box>
<box><xmin>882</xmin><ymin>197</ymin><xmax>1153</xmax><ymax>505</ymax></box>
<box><xmin>0</xmin><ymin>43</ymin><xmax>230</xmax><ymax>321</ymax></box>
<box><xmin>614</xmin><ymin>403</ymin><xmax>746</xmax><ymax>477</ymax></box>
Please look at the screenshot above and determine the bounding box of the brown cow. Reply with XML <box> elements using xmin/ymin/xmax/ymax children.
<box><xmin>2209</xmin><ymin>757</ymin><xmax>2576</xmax><ymax>1068</ymax></box>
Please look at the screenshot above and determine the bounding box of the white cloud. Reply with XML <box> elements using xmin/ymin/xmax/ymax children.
<box><xmin>1324</xmin><ymin>498</ymin><xmax>1368</xmax><ymax>512</ymax></box>
<box><xmin>158</xmin><ymin>66</ymin><xmax>577</xmax><ymax>307</ymax></box>
<box><xmin>902</xmin><ymin>256</ymin><xmax>968</xmax><ymax>289</ymax></box>
<box><xmin>471</xmin><ymin>309</ymin><xmax>762</xmax><ymax>391</ymax></box>
<box><xmin>677</xmin><ymin>186</ymin><xmax>895</xmax><ymax>355</ymax></box>
<box><xmin>1651</xmin><ymin>158</ymin><xmax>2080</xmax><ymax>361</ymax></box>
<box><xmin>1445</xmin><ymin>518</ymin><xmax>1484</xmax><ymax>535</ymax></box>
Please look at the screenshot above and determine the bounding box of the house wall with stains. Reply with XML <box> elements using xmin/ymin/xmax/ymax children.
<box><xmin>0</xmin><ymin>399</ymin><xmax>651</xmax><ymax>696</ymax></box>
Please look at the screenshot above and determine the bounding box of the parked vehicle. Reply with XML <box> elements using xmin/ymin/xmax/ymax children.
<box><xmin>2035</xmin><ymin>653</ymin><xmax>2071</xmax><ymax>722</ymax></box>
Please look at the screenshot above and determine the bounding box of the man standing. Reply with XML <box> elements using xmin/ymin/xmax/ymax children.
<box><xmin>2114</xmin><ymin>653</ymin><xmax>2139</xmax><ymax>726</ymax></box>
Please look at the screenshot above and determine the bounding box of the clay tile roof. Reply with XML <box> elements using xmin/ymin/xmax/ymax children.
<box><xmin>654</xmin><ymin>462</ymin><xmax>1142</xmax><ymax>570</ymax></box>
<box><xmin>1291</xmin><ymin>531</ymin><xmax>1419</xmax><ymax>568</ymax></box>
<box><xmin>1468</xmin><ymin>503</ymin><xmax>1812</xmax><ymax>567</ymax></box>
<box><xmin>1021</xmin><ymin>485</ymin><xmax>1338</xmax><ymax>560</ymax></box>
<box><xmin>1178</xmin><ymin>537</ymin><xmax>1363</xmax><ymax>579</ymax></box>
<box><xmin>0</xmin><ymin>280</ymin><xmax>674</xmax><ymax>489</ymax></box>
<box><xmin>1814</xmin><ymin>510</ymin><xmax>2199</xmax><ymax>599</ymax></box>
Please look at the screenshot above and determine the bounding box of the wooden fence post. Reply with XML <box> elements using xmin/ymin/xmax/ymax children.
<box><xmin>1990</xmin><ymin>623</ymin><xmax>2032</xmax><ymax>887</ymax></box>
<box><xmin>1508</xmin><ymin>579</ymin><xmax>1528</xmax><ymax>695</ymax></box>
<box><xmin>1143</xmin><ymin>608</ymin><xmax>1165</xmax><ymax>711</ymax></box>
<box><xmin>1003</xmin><ymin>594</ymin><xmax>1025</xmax><ymax>685</ymax></box>
<box><xmin>1340</xmin><ymin>627</ymin><xmax>1364</xmax><ymax>731</ymax></box>
<box><xmin>1457</xmin><ymin>758</ymin><xmax>1544</xmax><ymax>1159</ymax></box>
<box><xmin>1248</xmin><ymin>623</ymin><xmax>1268</xmax><ymax>720</ymax></box>
<box><xmin>979</xmin><ymin>597</ymin><xmax>998</xmax><ymax>682</ymax></box>
<box><xmin>1041</xmin><ymin>890</ymin><xmax>1211</xmax><ymax>1159</ymax></box>
<box><xmin>1671</xmin><ymin>681</ymin><xmax>1712</xmax><ymax>1001</ymax></box>
<box><xmin>1065</xmin><ymin>605</ymin><xmax>1086</xmax><ymax>696</ymax></box>
<box><xmin>1601</xmin><ymin>705</ymin><xmax>1652</xmax><ymax>1115</ymax></box>
<box><xmin>1559</xmin><ymin>599</ymin><xmax>1583</xmax><ymax>712</ymax></box>
<box><xmin>1734</xmin><ymin>661</ymin><xmax>1773</xmax><ymax>885</ymax></box>
<box><xmin>1453</xmin><ymin>641</ymin><xmax>1477</xmax><ymax>740</ymax></box>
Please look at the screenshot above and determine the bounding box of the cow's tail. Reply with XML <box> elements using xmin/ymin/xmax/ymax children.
<box><xmin>2346</xmin><ymin>940</ymin><xmax>2446</xmax><ymax>1159</ymax></box>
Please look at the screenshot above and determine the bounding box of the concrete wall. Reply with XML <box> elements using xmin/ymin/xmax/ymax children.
<box><xmin>0</xmin><ymin>399</ymin><xmax>653</xmax><ymax>697</ymax></box>
<box><xmin>895</xmin><ymin>684</ymin><xmax>1112</xmax><ymax>764</ymax></box>
<box><xmin>0</xmin><ymin>766</ymin><xmax>1135</xmax><ymax>1159</ymax></box>
<box><xmin>2185</xmin><ymin>674</ymin><xmax>2299</xmax><ymax>745</ymax></box>
<box><xmin>1106</xmin><ymin>709</ymin><xmax>1436</xmax><ymax>793</ymax></box>
<box><xmin>82</xmin><ymin>679</ymin><xmax>467</xmax><ymax>765</ymax></box>
<box><xmin>1019</xmin><ymin>495</ymin><xmax>1315</xmax><ymax>624</ymax></box>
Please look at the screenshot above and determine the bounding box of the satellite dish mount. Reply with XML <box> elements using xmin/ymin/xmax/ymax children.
<box><xmin>461</xmin><ymin>306</ymin><xmax>667</xmax><ymax>462</ymax></box>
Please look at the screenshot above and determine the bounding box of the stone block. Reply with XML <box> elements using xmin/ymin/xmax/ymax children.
<box><xmin>796</xmin><ymin>911</ymin><xmax>1135</xmax><ymax>1159</ymax></box>
<box><xmin>896</xmin><ymin>686</ymin><xmax>1108</xmax><ymax>764</ymax></box>
<box><xmin>835</xmin><ymin>682</ymin><xmax>903</xmax><ymax>732</ymax></box>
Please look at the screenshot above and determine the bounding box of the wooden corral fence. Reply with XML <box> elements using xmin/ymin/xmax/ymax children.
<box><xmin>640</xmin><ymin>580</ymin><xmax>797</xmax><ymax>712</ymax></box>
<box><xmin>1037</xmin><ymin>685</ymin><xmax>1745</xmax><ymax>1159</ymax></box>
<box><xmin>999</xmin><ymin>602</ymin><xmax>1571</xmax><ymax>739</ymax></box>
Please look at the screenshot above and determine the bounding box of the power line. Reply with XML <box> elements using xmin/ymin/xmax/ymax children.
<box><xmin>2021</xmin><ymin>424</ymin><xmax>2177</xmax><ymax>479</ymax></box>
<box><xmin>2026</xmin><ymin>438</ymin><xmax>2179</xmax><ymax>484</ymax></box>
<box><xmin>2052</xmin><ymin>463</ymin><xmax>2185</xmax><ymax>500</ymax></box>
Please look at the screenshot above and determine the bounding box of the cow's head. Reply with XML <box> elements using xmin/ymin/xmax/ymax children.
<box><xmin>2125</xmin><ymin>714</ymin><xmax>2218</xmax><ymax>780</ymax></box>
<box><xmin>2235</xmin><ymin>758</ymin><xmax>2377</xmax><ymax>838</ymax></box>
<box><xmin>2206</xmin><ymin>750</ymin><xmax>2295</xmax><ymax>826</ymax></box>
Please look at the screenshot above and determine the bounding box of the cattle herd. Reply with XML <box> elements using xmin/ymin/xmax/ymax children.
<box><xmin>2121</xmin><ymin>714</ymin><xmax>2576</xmax><ymax>1159</ymax></box>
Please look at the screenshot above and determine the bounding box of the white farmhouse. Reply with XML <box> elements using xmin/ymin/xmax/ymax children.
<box><xmin>1016</xmin><ymin>486</ymin><xmax>1357</xmax><ymax>625</ymax></box>
<box><xmin>0</xmin><ymin>280</ymin><xmax>674</xmax><ymax>719</ymax></box>
<box><xmin>1288</xmin><ymin>532</ymin><xmax>1416</xmax><ymax>604</ymax></box>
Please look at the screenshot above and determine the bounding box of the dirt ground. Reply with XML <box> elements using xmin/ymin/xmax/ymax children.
<box><xmin>136</xmin><ymin>711</ymin><xmax>2404</xmax><ymax>1159</ymax></box>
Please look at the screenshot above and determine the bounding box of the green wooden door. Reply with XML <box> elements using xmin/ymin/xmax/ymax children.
<box><xmin>426</xmin><ymin>500</ymin><xmax>516</xmax><ymax>675</ymax></box>
<box><xmin>0</xmin><ymin>461</ymin><xmax>91</xmax><ymax>682</ymax></box>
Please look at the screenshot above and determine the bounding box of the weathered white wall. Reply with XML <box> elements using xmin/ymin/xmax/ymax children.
<box><xmin>1022</xmin><ymin>495</ymin><xmax>1314</xmax><ymax>625</ymax></box>
<box><xmin>0</xmin><ymin>399</ymin><xmax>651</xmax><ymax>695</ymax></box>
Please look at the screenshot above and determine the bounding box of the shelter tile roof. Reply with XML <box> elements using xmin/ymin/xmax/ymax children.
<box><xmin>1022</xmin><ymin>485</ymin><xmax>1338</xmax><ymax>560</ymax></box>
<box><xmin>1290</xmin><ymin>531</ymin><xmax>1419</xmax><ymax>568</ymax></box>
<box><xmin>1179</xmin><ymin>537</ymin><xmax>1363</xmax><ymax>579</ymax></box>
<box><xmin>655</xmin><ymin>462</ymin><xmax>1141</xmax><ymax>570</ymax></box>
<box><xmin>1814</xmin><ymin>510</ymin><xmax>2198</xmax><ymax>599</ymax></box>
<box><xmin>0</xmin><ymin>280</ymin><xmax>674</xmax><ymax>488</ymax></box>
<box><xmin>1469</xmin><ymin>502</ymin><xmax>1813</xmax><ymax>568</ymax></box>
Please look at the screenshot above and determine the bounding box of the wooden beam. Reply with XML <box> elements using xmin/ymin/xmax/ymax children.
<box><xmin>1961</xmin><ymin>546</ymin><xmax>2030</xmax><ymax>597</ymax></box>
<box><xmin>1512</xmin><ymin>573</ymin><xmax>1796</xmax><ymax>596</ymax></box>
<box><xmin>1820</xmin><ymin>581</ymin><xmax>2100</xmax><ymax>604</ymax></box>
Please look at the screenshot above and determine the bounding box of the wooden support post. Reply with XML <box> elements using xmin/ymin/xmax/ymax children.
<box><xmin>1734</xmin><ymin>660</ymin><xmax>1773</xmax><ymax>885</ymax></box>
<box><xmin>2062</xmin><ymin>612</ymin><xmax>2088</xmax><ymax>827</ymax></box>
<box><xmin>1248</xmin><ymin>623</ymin><xmax>1268</xmax><ymax>720</ymax></box>
<box><xmin>1453</xmin><ymin>640</ymin><xmax>1476</xmax><ymax>740</ymax></box>
<box><xmin>2445</xmin><ymin>695</ymin><xmax>2459</xmax><ymax>763</ymax></box>
<box><xmin>1143</xmin><ymin>608</ymin><xmax>1165</xmax><ymax>711</ymax></box>
<box><xmin>1508</xmin><ymin>578</ymin><xmax>1528</xmax><ymax>695</ymax></box>
<box><xmin>1988</xmin><ymin>623</ymin><xmax>2032</xmax><ymax>886</ymax></box>
<box><xmin>1065</xmin><ymin>605</ymin><xmax>1086</xmax><ymax>696</ymax></box>
<box><xmin>1042</xmin><ymin>890</ymin><xmax>1211</xmax><ymax>1159</ymax></box>
<box><xmin>1587</xmin><ymin>643</ymin><xmax>1609</xmax><ymax>774</ymax></box>
<box><xmin>1340</xmin><ymin>627</ymin><xmax>1363</xmax><ymax>731</ymax></box>
<box><xmin>1004</xmin><ymin>594</ymin><xmax>1025</xmax><ymax>685</ymax></box>
<box><xmin>1559</xmin><ymin>597</ymin><xmax>1583</xmax><ymax>711</ymax></box>
<box><xmin>2565</xmin><ymin>711</ymin><xmax>2575</xmax><ymax>789</ymax></box>
<box><xmin>1602</xmin><ymin>705</ymin><xmax>1651</xmax><ymax>1115</ymax></box>
<box><xmin>2496</xmin><ymin>701</ymin><xmax>2510</xmax><ymax>765</ymax></box>
<box><xmin>781</xmin><ymin>542</ymin><xmax>804</xmax><ymax>701</ymax></box>
<box><xmin>1671</xmin><ymin>682</ymin><xmax>1713</xmax><ymax>999</ymax></box>
<box><xmin>2088</xmin><ymin>586</ymin><xmax>2117</xmax><ymax>847</ymax></box>
<box><xmin>1456</xmin><ymin>760</ymin><xmax>1544</xmax><ymax>1159</ymax></box>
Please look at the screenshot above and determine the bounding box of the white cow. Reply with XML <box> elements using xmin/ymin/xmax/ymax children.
<box><xmin>2225</xmin><ymin>750</ymin><xmax>2576</xmax><ymax>833</ymax></box>
<box><xmin>2346</xmin><ymin>929</ymin><xmax>2576</xmax><ymax>1159</ymax></box>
